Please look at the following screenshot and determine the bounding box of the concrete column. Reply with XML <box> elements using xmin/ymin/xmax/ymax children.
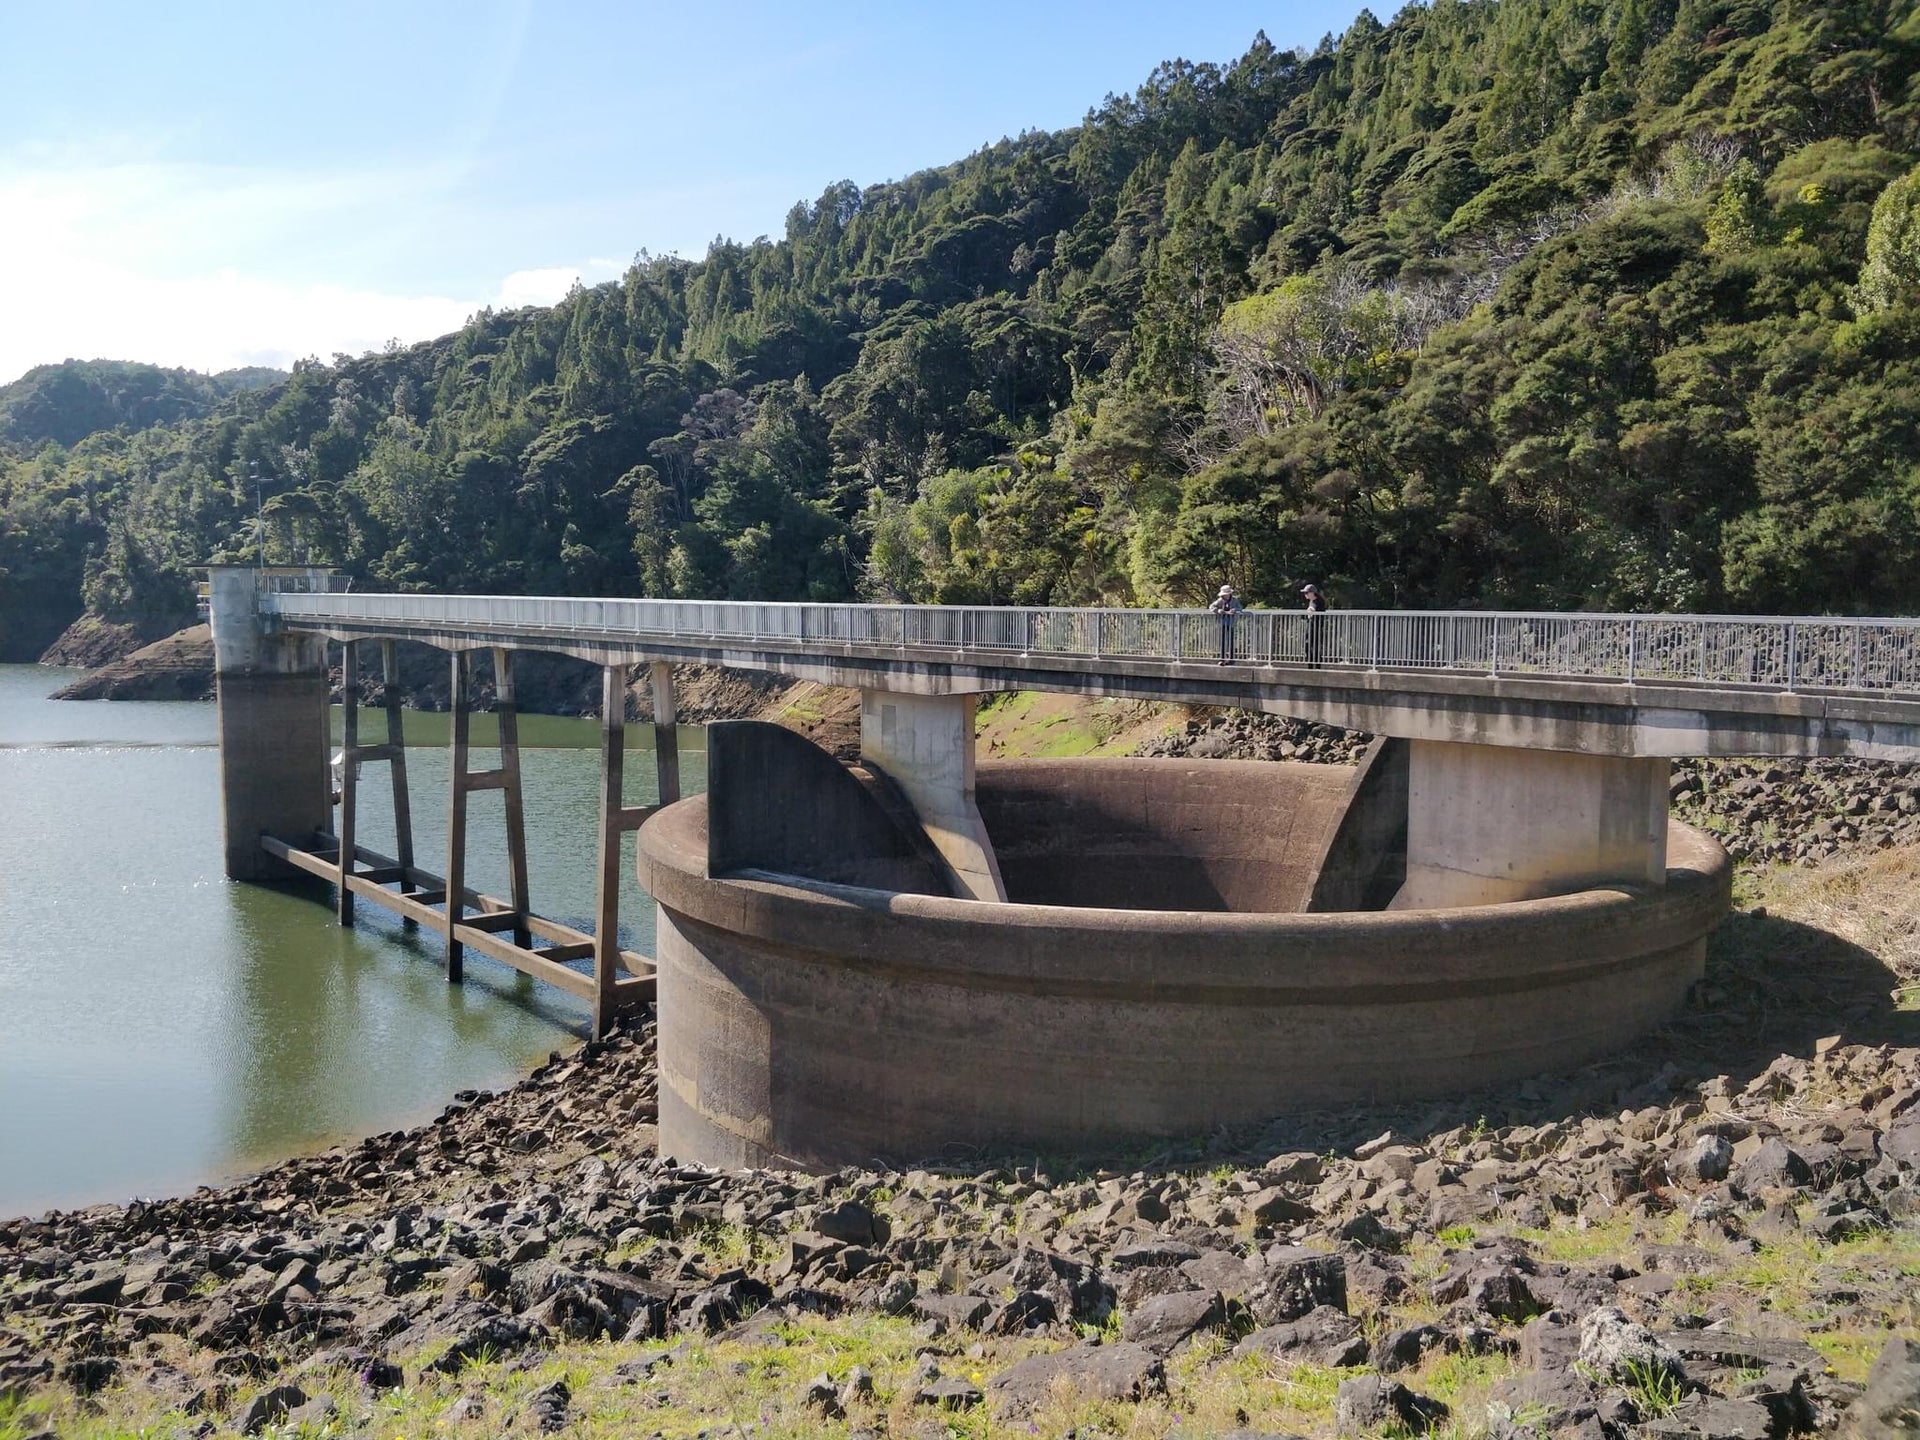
<box><xmin>859</xmin><ymin>690</ymin><xmax>1006</xmax><ymax>902</ymax></box>
<box><xmin>207</xmin><ymin>566</ymin><xmax>333</xmax><ymax>881</ymax></box>
<box><xmin>1390</xmin><ymin>739</ymin><xmax>1668</xmax><ymax>909</ymax></box>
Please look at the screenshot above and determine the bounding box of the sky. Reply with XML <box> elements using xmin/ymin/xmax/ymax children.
<box><xmin>0</xmin><ymin>1</ymin><xmax>1372</xmax><ymax>385</ymax></box>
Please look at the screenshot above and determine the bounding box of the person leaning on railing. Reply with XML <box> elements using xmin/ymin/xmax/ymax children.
<box><xmin>1301</xmin><ymin>583</ymin><xmax>1328</xmax><ymax>667</ymax></box>
<box><xmin>1210</xmin><ymin>584</ymin><xmax>1245</xmax><ymax>664</ymax></box>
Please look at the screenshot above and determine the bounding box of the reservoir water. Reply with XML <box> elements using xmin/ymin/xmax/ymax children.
<box><xmin>0</xmin><ymin>664</ymin><xmax>704</xmax><ymax>1218</ymax></box>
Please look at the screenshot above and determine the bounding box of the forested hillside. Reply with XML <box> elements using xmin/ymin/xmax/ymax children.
<box><xmin>0</xmin><ymin>360</ymin><xmax>283</xmax><ymax>451</ymax></box>
<box><xmin>6</xmin><ymin>0</ymin><xmax>1920</xmax><ymax>660</ymax></box>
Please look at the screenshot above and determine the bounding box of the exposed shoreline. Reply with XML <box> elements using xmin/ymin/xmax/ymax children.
<box><xmin>4</xmin><ymin>834</ymin><xmax>1917</xmax><ymax>1435</ymax></box>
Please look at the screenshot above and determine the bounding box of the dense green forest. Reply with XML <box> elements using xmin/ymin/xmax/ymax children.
<box><xmin>6</xmin><ymin>0</ymin><xmax>1920</xmax><ymax>659</ymax></box>
<box><xmin>0</xmin><ymin>360</ymin><xmax>283</xmax><ymax>451</ymax></box>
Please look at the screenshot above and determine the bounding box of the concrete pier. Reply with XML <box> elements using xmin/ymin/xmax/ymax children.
<box><xmin>1391</xmin><ymin>740</ymin><xmax>1670</xmax><ymax>908</ymax></box>
<box><xmin>207</xmin><ymin>566</ymin><xmax>333</xmax><ymax>882</ymax></box>
<box><xmin>859</xmin><ymin>689</ymin><xmax>1006</xmax><ymax>901</ymax></box>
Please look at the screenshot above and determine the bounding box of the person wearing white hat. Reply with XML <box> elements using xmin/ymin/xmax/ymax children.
<box><xmin>1301</xmin><ymin>582</ymin><xmax>1328</xmax><ymax>666</ymax></box>
<box><xmin>1209</xmin><ymin>583</ymin><xmax>1244</xmax><ymax>664</ymax></box>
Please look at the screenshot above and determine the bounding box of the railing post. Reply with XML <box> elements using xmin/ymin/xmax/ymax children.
<box><xmin>1786</xmin><ymin>623</ymin><xmax>1797</xmax><ymax>692</ymax></box>
<box><xmin>1490</xmin><ymin>618</ymin><xmax>1500</xmax><ymax>676</ymax></box>
<box><xmin>1627</xmin><ymin>618</ymin><xmax>1637</xmax><ymax>683</ymax></box>
<box><xmin>1094</xmin><ymin>611</ymin><xmax>1105</xmax><ymax>658</ymax></box>
<box><xmin>1174</xmin><ymin>612</ymin><xmax>1184</xmax><ymax>661</ymax></box>
<box><xmin>1369</xmin><ymin>614</ymin><xmax>1379</xmax><ymax>668</ymax></box>
<box><xmin>1853</xmin><ymin>624</ymin><xmax>1863</xmax><ymax>689</ymax></box>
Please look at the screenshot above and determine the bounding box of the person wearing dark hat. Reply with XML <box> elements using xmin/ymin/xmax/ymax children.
<box><xmin>1301</xmin><ymin>582</ymin><xmax>1328</xmax><ymax>667</ymax></box>
<box><xmin>1209</xmin><ymin>583</ymin><xmax>1244</xmax><ymax>664</ymax></box>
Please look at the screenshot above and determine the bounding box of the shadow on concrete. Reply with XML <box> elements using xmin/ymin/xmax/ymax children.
<box><xmin>911</xmin><ymin>906</ymin><xmax>1920</xmax><ymax>1176</ymax></box>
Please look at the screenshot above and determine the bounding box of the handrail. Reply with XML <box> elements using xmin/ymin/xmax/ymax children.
<box><xmin>260</xmin><ymin>593</ymin><xmax>1920</xmax><ymax>697</ymax></box>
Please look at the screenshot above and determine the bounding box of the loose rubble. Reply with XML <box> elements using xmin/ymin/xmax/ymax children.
<box><xmin>3</xmin><ymin>982</ymin><xmax>1916</xmax><ymax>1437</ymax></box>
<box><xmin>1136</xmin><ymin>712</ymin><xmax>1372</xmax><ymax>765</ymax></box>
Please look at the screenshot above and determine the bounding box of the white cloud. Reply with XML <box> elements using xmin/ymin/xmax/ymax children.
<box><xmin>0</xmin><ymin>152</ymin><xmax>625</xmax><ymax>384</ymax></box>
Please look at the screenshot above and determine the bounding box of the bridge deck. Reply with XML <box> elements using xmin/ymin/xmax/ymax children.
<box><xmin>263</xmin><ymin>594</ymin><xmax>1920</xmax><ymax>760</ymax></box>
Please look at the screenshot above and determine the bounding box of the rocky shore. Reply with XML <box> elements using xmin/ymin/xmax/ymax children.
<box><xmin>5</xmin><ymin>862</ymin><xmax>1917</xmax><ymax>1438</ymax></box>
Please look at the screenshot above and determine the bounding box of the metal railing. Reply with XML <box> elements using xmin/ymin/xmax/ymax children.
<box><xmin>261</xmin><ymin>593</ymin><xmax>1920</xmax><ymax>696</ymax></box>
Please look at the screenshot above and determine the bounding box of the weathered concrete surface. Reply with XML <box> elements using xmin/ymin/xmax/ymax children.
<box><xmin>208</xmin><ymin>568</ymin><xmax>332</xmax><ymax>881</ymax></box>
<box><xmin>976</xmin><ymin>758</ymin><xmax>1358</xmax><ymax>913</ymax></box>
<box><xmin>1392</xmin><ymin>741</ymin><xmax>1669</xmax><ymax>909</ymax></box>
<box><xmin>706</xmin><ymin>720</ymin><xmax>950</xmax><ymax>895</ymax></box>
<box><xmin>859</xmin><ymin>690</ymin><xmax>1006</xmax><ymax>901</ymax></box>
<box><xmin>1305</xmin><ymin>736</ymin><xmax>1410</xmax><ymax>912</ymax></box>
<box><xmin>639</xmin><ymin>760</ymin><xmax>1730</xmax><ymax>1171</ymax></box>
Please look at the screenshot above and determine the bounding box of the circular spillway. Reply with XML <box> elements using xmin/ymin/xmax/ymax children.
<box><xmin>638</xmin><ymin>756</ymin><xmax>1730</xmax><ymax>1171</ymax></box>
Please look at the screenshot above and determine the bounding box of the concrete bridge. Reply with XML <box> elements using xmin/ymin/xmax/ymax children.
<box><xmin>205</xmin><ymin>566</ymin><xmax>1920</xmax><ymax>1162</ymax></box>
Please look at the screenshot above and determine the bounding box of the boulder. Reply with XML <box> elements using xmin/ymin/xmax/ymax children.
<box><xmin>987</xmin><ymin>1342</ymin><xmax>1166</xmax><ymax>1419</ymax></box>
<box><xmin>1578</xmin><ymin>1306</ymin><xmax>1684</xmax><ymax>1387</ymax></box>
<box><xmin>1235</xmin><ymin>1305</ymin><xmax>1368</xmax><ymax>1368</ymax></box>
<box><xmin>1247</xmin><ymin>1246</ymin><xmax>1346</xmax><ymax>1324</ymax></box>
<box><xmin>1335</xmin><ymin>1374</ymin><xmax>1449</xmax><ymax>1437</ymax></box>
<box><xmin>1847</xmin><ymin>1337</ymin><xmax>1920</xmax><ymax>1440</ymax></box>
<box><xmin>1120</xmin><ymin>1290</ymin><xmax>1225</xmax><ymax>1355</ymax></box>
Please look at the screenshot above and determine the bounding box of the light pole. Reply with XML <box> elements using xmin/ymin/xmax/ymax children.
<box><xmin>251</xmin><ymin>462</ymin><xmax>264</xmax><ymax>563</ymax></box>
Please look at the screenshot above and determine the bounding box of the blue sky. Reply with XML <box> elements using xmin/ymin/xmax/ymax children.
<box><xmin>0</xmin><ymin>1</ymin><xmax>1371</xmax><ymax>383</ymax></box>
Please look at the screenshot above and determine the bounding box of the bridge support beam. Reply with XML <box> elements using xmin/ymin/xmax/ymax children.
<box><xmin>1391</xmin><ymin>740</ymin><xmax>1668</xmax><ymax>909</ymax></box>
<box><xmin>859</xmin><ymin>690</ymin><xmax>1006</xmax><ymax>901</ymax></box>
<box><xmin>208</xmin><ymin>566</ymin><xmax>332</xmax><ymax>882</ymax></box>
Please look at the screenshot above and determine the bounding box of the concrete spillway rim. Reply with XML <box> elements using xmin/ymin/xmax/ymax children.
<box><xmin>636</xmin><ymin>799</ymin><xmax>1731</xmax><ymax>1005</ymax></box>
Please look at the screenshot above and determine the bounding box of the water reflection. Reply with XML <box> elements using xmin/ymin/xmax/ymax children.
<box><xmin>0</xmin><ymin>666</ymin><xmax>703</xmax><ymax>1216</ymax></box>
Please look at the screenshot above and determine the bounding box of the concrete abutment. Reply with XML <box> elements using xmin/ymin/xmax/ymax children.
<box><xmin>208</xmin><ymin>566</ymin><xmax>333</xmax><ymax>882</ymax></box>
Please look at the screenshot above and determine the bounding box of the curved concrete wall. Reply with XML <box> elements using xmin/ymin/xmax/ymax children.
<box><xmin>637</xmin><ymin>770</ymin><xmax>1731</xmax><ymax>1172</ymax></box>
<box><xmin>974</xmin><ymin>757</ymin><xmax>1359</xmax><ymax>913</ymax></box>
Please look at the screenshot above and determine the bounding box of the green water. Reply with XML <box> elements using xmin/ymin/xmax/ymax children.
<box><xmin>0</xmin><ymin>664</ymin><xmax>705</xmax><ymax>1218</ymax></box>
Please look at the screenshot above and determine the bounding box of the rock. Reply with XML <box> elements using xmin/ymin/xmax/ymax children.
<box><xmin>915</xmin><ymin>1374</ymin><xmax>983</xmax><ymax>1409</ymax></box>
<box><xmin>422</xmin><ymin>1302</ymin><xmax>546</xmax><ymax>1372</ymax></box>
<box><xmin>1644</xmin><ymin>1394</ymin><xmax>1776</xmax><ymax>1440</ymax></box>
<box><xmin>1236</xmin><ymin>1305</ymin><xmax>1368</xmax><ymax>1367</ymax></box>
<box><xmin>1182</xmin><ymin>1249</ymin><xmax>1262</xmax><ymax>1299</ymax></box>
<box><xmin>839</xmin><ymin>1365</ymin><xmax>874</xmax><ymax>1411</ymax></box>
<box><xmin>56</xmin><ymin>1355</ymin><xmax>118</xmax><ymax>1394</ymax></box>
<box><xmin>1241</xmin><ymin>1186</ymin><xmax>1314</xmax><ymax>1226</ymax></box>
<box><xmin>811</xmin><ymin>1200</ymin><xmax>888</xmax><ymax>1247</ymax></box>
<box><xmin>1247</xmin><ymin>1246</ymin><xmax>1346</xmax><ymax>1323</ymax></box>
<box><xmin>524</xmin><ymin>1378</ymin><xmax>571</xmax><ymax>1432</ymax></box>
<box><xmin>1120</xmin><ymin>1290</ymin><xmax>1224</xmax><ymax>1355</ymax></box>
<box><xmin>1265</xmin><ymin>1152</ymin><xmax>1326</xmax><ymax>1184</ymax></box>
<box><xmin>984</xmin><ymin>1289</ymin><xmax>1056</xmax><ymax>1335</ymax></box>
<box><xmin>1884</xmin><ymin>1115</ymin><xmax>1920</xmax><ymax>1170</ymax></box>
<box><xmin>1372</xmin><ymin>1323</ymin><xmax>1450</xmax><ymax>1372</ymax></box>
<box><xmin>1338</xmin><ymin>1211</ymin><xmax>1407</xmax><ymax>1252</ymax></box>
<box><xmin>912</xmin><ymin>1292</ymin><xmax>990</xmax><ymax>1332</ymax></box>
<box><xmin>1578</xmin><ymin>1306</ymin><xmax>1684</xmax><ymax>1386</ymax></box>
<box><xmin>1848</xmin><ymin>1337</ymin><xmax>1920</xmax><ymax>1440</ymax></box>
<box><xmin>240</xmin><ymin>1383</ymin><xmax>308</xmax><ymax>1434</ymax></box>
<box><xmin>1808</xmin><ymin>1209</ymin><xmax>1881</xmax><ymax>1243</ymax></box>
<box><xmin>1430</xmin><ymin>1186</ymin><xmax>1499</xmax><ymax>1230</ymax></box>
<box><xmin>805</xmin><ymin>1371</ymin><xmax>845</xmax><ymax>1417</ymax></box>
<box><xmin>987</xmin><ymin>1342</ymin><xmax>1167</xmax><ymax>1419</ymax></box>
<box><xmin>1109</xmin><ymin>1237</ymin><xmax>1201</xmax><ymax>1269</ymax></box>
<box><xmin>1490</xmin><ymin>1367</ymin><xmax>1602</xmax><ymax>1433</ymax></box>
<box><xmin>1335</xmin><ymin>1374</ymin><xmax>1449</xmax><ymax>1437</ymax></box>
<box><xmin>287</xmin><ymin>1394</ymin><xmax>338</xmax><ymax>1429</ymax></box>
<box><xmin>1674</xmin><ymin>1135</ymin><xmax>1735</xmax><ymax>1185</ymax></box>
<box><xmin>1736</xmin><ymin>1138</ymin><xmax>1813</xmax><ymax>1193</ymax></box>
